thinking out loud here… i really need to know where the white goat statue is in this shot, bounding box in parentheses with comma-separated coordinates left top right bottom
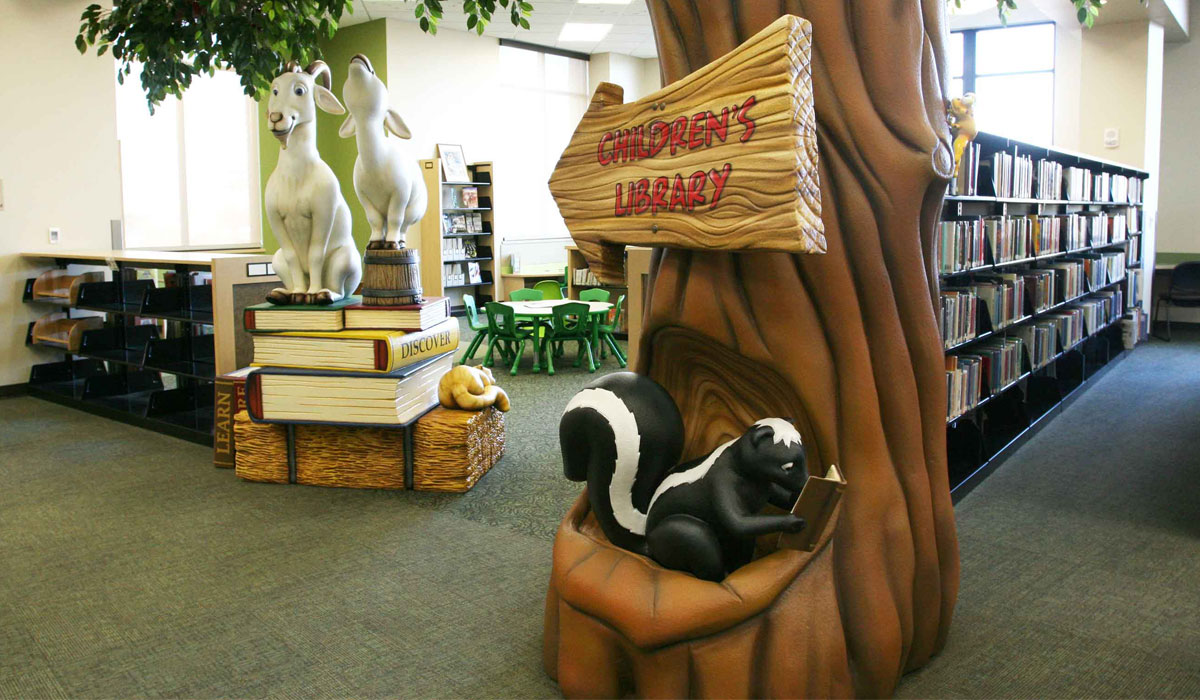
(339, 54, 428, 250)
(264, 60, 362, 305)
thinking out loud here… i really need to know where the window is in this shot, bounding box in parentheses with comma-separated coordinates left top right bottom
(115, 64, 260, 249)
(948, 23, 1055, 146)
(496, 45, 589, 241)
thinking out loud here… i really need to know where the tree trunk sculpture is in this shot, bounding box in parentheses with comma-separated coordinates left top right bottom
(543, 2, 959, 697)
(639, 1, 959, 695)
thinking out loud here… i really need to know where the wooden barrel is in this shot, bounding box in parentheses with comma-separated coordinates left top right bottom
(362, 247, 422, 306)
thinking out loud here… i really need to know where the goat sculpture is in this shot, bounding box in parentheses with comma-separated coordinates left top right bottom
(340, 54, 428, 250)
(264, 61, 362, 305)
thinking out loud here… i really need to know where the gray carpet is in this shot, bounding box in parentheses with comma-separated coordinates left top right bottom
(1, 325, 1198, 698)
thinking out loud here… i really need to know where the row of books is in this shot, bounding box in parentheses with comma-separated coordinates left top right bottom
(442, 237, 482, 261)
(1064, 168, 1144, 204)
(445, 262, 485, 287)
(441, 185, 481, 209)
(940, 289, 977, 349)
(1127, 236, 1142, 266)
(990, 151, 1034, 199)
(950, 141, 983, 196)
(940, 214, 1131, 274)
(1126, 268, 1144, 309)
(943, 291, 1126, 419)
(240, 295, 459, 428)
(442, 212, 486, 234)
(572, 267, 601, 287)
(1081, 251, 1126, 290)
(1035, 159, 1063, 200)
(245, 295, 451, 333)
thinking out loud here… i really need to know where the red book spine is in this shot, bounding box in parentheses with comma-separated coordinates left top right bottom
(244, 309, 256, 331)
(246, 372, 264, 419)
(374, 339, 388, 371)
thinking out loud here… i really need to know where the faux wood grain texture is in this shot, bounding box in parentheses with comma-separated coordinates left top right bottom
(549, 15, 823, 284)
(545, 2, 959, 697)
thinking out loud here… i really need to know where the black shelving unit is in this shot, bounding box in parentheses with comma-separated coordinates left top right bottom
(24, 259, 219, 445)
(942, 131, 1148, 502)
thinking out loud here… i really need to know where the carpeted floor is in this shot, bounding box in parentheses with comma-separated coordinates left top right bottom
(1, 325, 1198, 698)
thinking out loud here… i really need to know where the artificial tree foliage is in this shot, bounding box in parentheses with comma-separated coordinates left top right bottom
(75, 0, 532, 111)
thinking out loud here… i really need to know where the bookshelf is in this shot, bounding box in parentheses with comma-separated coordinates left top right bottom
(941, 132, 1149, 501)
(566, 245, 628, 335)
(417, 159, 499, 314)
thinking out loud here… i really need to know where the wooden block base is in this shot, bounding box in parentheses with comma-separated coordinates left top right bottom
(294, 423, 407, 489)
(233, 411, 288, 483)
(413, 406, 505, 492)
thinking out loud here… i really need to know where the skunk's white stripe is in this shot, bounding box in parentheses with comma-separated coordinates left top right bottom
(646, 438, 737, 515)
(754, 417, 802, 447)
(563, 388, 647, 535)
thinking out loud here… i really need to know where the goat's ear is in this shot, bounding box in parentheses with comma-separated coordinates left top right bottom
(338, 115, 356, 138)
(314, 84, 345, 115)
(385, 109, 412, 139)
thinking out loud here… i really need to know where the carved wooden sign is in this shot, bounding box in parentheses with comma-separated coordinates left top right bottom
(548, 14, 824, 283)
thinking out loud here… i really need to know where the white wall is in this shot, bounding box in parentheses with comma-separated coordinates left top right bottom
(1158, 31, 1200, 256)
(588, 52, 661, 102)
(0, 0, 123, 387)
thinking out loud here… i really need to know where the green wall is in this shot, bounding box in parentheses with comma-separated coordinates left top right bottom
(257, 19, 389, 253)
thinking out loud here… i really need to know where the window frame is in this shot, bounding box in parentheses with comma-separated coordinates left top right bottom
(950, 21, 1056, 144)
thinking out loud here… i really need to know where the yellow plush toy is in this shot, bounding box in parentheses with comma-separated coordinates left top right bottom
(948, 93, 977, 178)
(438, 365, 511, 412)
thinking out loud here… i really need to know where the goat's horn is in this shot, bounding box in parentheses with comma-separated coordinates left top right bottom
(285, 60, 302, 73)
(306, 60, 332, 90)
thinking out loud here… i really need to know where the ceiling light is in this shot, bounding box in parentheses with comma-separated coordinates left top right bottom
(558, 22, 613, 42)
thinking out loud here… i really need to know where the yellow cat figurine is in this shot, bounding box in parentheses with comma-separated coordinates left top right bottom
(438, 365, 511, 412)
(948, 93, 977, 178)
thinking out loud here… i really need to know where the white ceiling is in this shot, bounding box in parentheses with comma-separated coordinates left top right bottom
(346, 0, 659, 58)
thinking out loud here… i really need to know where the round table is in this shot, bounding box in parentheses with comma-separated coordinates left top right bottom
(500, 299, 613, 373)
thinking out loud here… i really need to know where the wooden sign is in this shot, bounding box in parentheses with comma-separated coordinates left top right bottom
(548, 14, 824, 283)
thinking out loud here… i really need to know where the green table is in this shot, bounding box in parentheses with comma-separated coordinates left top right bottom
(501, 299, 613, 373)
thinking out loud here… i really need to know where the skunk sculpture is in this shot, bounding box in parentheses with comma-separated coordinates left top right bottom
(560, 372, 808, 581)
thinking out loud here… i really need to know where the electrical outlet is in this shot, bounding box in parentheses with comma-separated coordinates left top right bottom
(48, 227, 61, 245)
(1103, 127, 1120, 149)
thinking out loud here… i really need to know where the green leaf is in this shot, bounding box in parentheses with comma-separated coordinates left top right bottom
(97, 44, 108, 56)
(75, 34, 86, 53)
(467, 14, 478, 28)
(420, 16, 430, 32)
(519, 17, 529, 29)
(519, 1, 532, 11)
(1078, 6, 1088, 22)
(415, 3, 424, 17)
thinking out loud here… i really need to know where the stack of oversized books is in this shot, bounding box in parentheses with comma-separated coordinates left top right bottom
(230, 295, 459, 489)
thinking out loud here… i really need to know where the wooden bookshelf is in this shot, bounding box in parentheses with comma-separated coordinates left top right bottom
(566, 245, 628, 334)
(416, 159, 499, 313)
(940, 132, 1149, 501)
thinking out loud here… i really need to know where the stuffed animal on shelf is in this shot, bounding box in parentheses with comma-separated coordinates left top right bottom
(438, 365, 511, 412)
(263, 61, 362, 306)
(340, 54, 428, 250)
(948, 93, 978, 179)
(559, 372, 809, 582)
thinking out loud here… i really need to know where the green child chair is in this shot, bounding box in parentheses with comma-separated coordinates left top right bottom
(459, 293, 491, 365)
(509, 288, 544, 301)
(543, 302, 595, 375)
(596, 294, 627, 367)
(484, 302, 535, 375)
(533, 279, 564, 300)
(579, 288, 611, 303)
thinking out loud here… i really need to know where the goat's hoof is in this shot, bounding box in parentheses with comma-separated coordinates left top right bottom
(290, 292, 311, 305)
(266, 289, 291, 305)
(311, 290, 334, 305)
(366, 240, 386, 250)
(383, 240, 400, 250)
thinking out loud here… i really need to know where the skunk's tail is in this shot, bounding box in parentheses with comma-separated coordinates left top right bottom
(560, 372, 684, 554)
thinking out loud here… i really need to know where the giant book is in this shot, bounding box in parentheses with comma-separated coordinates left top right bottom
(250, 318, 458, 373)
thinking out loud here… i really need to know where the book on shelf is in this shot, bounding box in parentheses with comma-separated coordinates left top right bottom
(213, 366, 255, 469)
(974, 336, 1025, 396)
(449, 214, 467, 233)
(1126, 268, 1144, 308)
(243, 295, 361, 332)
(1043, 260, 1085, 301)
(945, 353, 982, 421)
(1031, 215, 1061, 257)
(1065, 167, 1092, 202)
(246, 352, 454, 426)
(951, 141, 981, 196)
(938, 218, 986, 273)
(472, 213, 484, 232)
(573, 267, 601, 287)
(344, 297, 451, 331)
(970, 274, 1025, 329)
(1022, 268, 1057, 313)
(1013, 321, 1057, 369)
(468, 262, 483, 285)
(940, 288, 977, 349)
(778, 464, 846, 552)
(460, 187, 479, 208)
(1043, 307, 1084, 349)
(250, 318, 459, 373)
(1036, 159, 1063, 200)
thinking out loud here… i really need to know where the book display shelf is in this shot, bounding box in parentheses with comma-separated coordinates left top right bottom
(21, 251, 239, 445)
(566, 245, 628, 335)
(941, 132, 1148, 500)
(417, 159, 499, 314)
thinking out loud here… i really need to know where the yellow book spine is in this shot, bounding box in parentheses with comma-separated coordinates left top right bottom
(384, 319, 460, 372)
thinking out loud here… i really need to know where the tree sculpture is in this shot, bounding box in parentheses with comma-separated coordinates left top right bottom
(643, 1, 958, 694)
(544, 2, 959, 697)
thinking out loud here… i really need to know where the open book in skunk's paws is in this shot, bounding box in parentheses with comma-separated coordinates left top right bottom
(778, 464, 846, 552)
